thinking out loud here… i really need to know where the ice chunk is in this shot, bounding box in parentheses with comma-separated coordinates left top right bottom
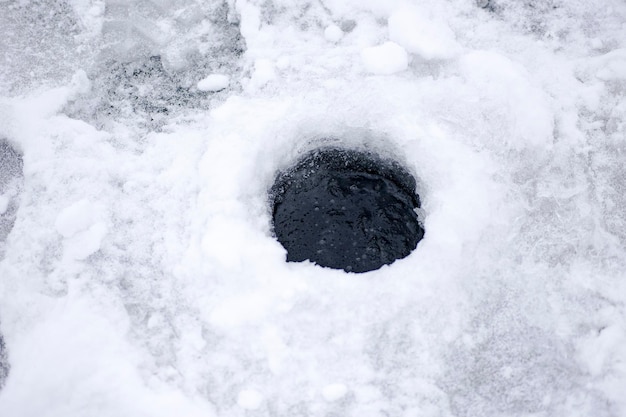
(361, 41, 408, 75)
(197, 74, 230, 92)
(322, 383, 348, 402)
(324, 24, 343, 43)
(388, 6, 461, 60)
(237, 389, 264, 410)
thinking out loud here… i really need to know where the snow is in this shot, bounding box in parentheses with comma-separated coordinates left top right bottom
(591, 49, 626, 81)
(55, 200, 97, 238)
(322, 383, 348, 402)
(361, 41, 409, 75)
(197, 74, 230, 92)
(250, 59, 277, 88)
(1, 0, 626, 416)
(237, 389, 264, 410)
(324, 24, 344, 43)
(62, 222, 108, 261)
(388, 5, 461, 60)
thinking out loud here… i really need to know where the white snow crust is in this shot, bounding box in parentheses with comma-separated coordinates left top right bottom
(1, 0, 626, 416)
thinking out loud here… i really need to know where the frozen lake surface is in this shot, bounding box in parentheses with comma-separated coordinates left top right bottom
(1, 0, 625, 416)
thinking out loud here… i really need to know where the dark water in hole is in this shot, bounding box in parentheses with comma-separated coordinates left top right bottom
(271, 148, 424, 273)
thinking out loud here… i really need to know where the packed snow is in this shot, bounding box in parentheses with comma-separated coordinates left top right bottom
(0, 0, 625, 416)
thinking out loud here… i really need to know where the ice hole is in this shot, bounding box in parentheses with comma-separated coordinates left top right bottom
(270, 147, 424, 273)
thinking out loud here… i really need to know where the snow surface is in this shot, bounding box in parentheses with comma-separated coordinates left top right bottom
(1, 0, 626, 416)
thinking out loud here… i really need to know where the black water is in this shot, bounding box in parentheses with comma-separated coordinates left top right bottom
(271, 148, 424, 273)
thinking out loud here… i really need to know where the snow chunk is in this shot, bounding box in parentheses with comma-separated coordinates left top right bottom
(0, 194, 8, 215)
(55, 199, 95, 238)
(324, 24, 343, 43)
(361, 42, 408, 75)
(197, 74, 230, 92)
(388, 6, 461, 60)
(237, 389, 264, 410)
(322, 383, 348, 402)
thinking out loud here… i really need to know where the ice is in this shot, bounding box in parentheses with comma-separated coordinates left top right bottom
(0, 196, 8, 216)
(197, 74, 230, 92)
(361, 41, 408, 75)
(0, 0, 626, 416)
(0, 140, 23, 258)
